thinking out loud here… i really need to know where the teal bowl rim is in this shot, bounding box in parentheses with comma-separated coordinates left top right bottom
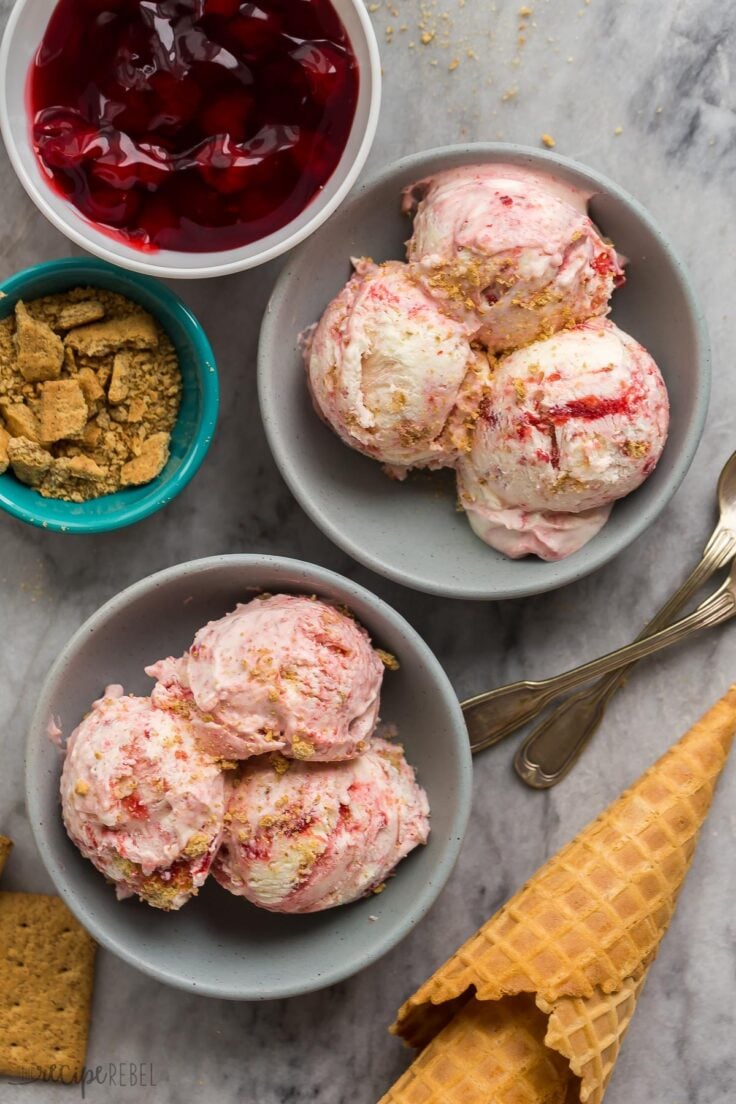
(0, 257, 219, 533)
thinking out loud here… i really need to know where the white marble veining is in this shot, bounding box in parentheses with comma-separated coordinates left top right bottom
(1, 0, 736, 1100)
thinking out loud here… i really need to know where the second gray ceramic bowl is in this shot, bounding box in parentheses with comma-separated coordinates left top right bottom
(26, 556, 471, 1000)
(258, 144, 710, 600)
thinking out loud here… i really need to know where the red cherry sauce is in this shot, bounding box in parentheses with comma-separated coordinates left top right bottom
(29, 0, 359, 252)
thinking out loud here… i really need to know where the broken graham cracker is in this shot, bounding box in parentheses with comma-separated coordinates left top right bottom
(1, 401, 41, 442)
(13, 301, 63, 383)
(64, 313, 158, 357)
(0, 287, 182, 502)
(0, 892, 96, 1083)
(120, 431, 170, 486)
(56, 300, 105, 331)
(7, 437, 52, 486)
(39, 379, 88, 442)
(0, 425, 9, 474)
(108, 351, 131, 405)
(0, 836, 11, 878)
(76, 365, 105, 405)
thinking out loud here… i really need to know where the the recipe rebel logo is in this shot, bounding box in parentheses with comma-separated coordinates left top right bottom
(8, 1062, 158, 1095)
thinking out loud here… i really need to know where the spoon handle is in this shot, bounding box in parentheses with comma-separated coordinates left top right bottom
(515, 526, 736, 785)
(465, 578, 736, 754)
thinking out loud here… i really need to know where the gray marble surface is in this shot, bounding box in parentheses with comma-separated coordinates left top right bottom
(1, 0, 735, 1100)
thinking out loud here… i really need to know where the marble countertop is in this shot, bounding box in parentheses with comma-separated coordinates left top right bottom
(1, 1, 735, 1100)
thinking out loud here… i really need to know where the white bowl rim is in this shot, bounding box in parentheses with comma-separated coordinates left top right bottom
(0, 0, 382, 279)
(258, 142, 711, 600)
(25, 553, 473, 1000)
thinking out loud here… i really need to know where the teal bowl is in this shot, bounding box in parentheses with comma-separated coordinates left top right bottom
(0, 257, 218, 532)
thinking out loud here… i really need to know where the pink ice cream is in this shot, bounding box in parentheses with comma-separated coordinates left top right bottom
(303, 258, 490, 474)
(147, 595, 386, 762)
(456, 318, 669, 561)
(60, 685, 228, 910)
(404, 164, 624, 353)
(213, 738, 429, 913)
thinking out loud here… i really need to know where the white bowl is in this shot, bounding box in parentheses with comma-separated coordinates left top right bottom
(0, 0, 381, 279)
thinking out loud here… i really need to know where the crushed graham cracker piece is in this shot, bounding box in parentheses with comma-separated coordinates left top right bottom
(82, 421, 103, 448)
(108, 351, 131, 404)
(376, 648, 400, 671)
(7, 437, 52, 486)
(0, 424, 9, 474)
(54, 455, 106, 483)
(56, 300, 106, 330)
(76, 366, 104, 405)
(13, 302, 63, 383)
(65, 314, 158, 356)
(39, 379, 88, 442)
(541, 133, 556, 148)
(290, 735, 315, 760)
(1, 401, 41, 441)
(120, 430, 170, 486)
(183, 832, 209, 859)
(127, 396, 146, 423)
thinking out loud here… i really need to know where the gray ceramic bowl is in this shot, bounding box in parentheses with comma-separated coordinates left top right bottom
(26, 556, 471, 1000)
(258, 144, 710, 599)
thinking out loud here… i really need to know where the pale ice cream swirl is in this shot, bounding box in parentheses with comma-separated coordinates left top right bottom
(456, 318, 669, 560)
(303, 258, 491, 474)
(60, 685, 228, 910)
(213, 738, 430, 913)
(404, 164, 624, 353)
(147, 594, 386, 762)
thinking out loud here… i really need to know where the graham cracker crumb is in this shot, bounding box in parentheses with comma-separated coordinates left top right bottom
(376, 649, 401, 672)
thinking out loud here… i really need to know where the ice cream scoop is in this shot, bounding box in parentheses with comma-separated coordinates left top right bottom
(213, 738, 430, 912)
(456, 318, 669, 560)
(404, 164, 624, 353)
(147, 594, 386, 762)
(303, 258, 490, 474)
(60, 685, 228, 910)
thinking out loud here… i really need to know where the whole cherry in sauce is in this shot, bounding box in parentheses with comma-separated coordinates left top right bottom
(29, 0, 360, 253)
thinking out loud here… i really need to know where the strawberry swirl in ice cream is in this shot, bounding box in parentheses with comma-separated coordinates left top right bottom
(60, 685, 228, 910)
(403, 164, 624, 353)
(213, 739, 430, 913)
(456, 318, 669, 560)
(304, 259, 490, 474)
(147, 595, 386, 762)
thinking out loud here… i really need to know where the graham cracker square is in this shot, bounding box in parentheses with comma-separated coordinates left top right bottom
(0, 892, 96, 1083)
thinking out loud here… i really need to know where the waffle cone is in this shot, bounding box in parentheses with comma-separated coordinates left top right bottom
(381, 995, 571, 1104)
(384, 686, 736, 1104)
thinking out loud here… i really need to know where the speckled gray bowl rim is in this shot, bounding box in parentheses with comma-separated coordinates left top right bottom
(258, 142, 711, 600)
(25, 554, 472, 1000)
